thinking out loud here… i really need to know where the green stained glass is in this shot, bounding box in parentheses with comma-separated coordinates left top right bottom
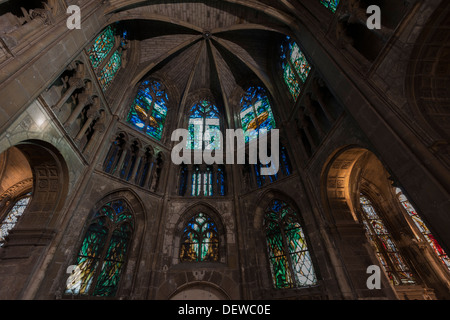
(98, 50, 122, 91)
(88, 25, 115, 69)
(264, 200, 317, 288)
(65, 200, 134, 297)
(280, 37, 311, 100)
(290, 42, 311, 82)
(283, 63, 301, 99)
(320, 0, 340, 13)
(180, 213, 219, 262)
(360, 194, 416, 285)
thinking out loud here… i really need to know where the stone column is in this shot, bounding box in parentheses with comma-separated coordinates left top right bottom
(130, 149, 144, 184)
(74, 107, 98, 142)
(52, 63, 86, 113)
(83, 110, 106, 156)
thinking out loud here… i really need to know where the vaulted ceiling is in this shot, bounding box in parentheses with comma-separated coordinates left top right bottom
(105, 0, 297, 124)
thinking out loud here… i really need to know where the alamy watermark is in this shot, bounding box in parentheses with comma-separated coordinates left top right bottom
(171, 128, 280, 176)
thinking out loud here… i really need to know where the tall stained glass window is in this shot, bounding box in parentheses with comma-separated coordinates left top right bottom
(186, 100, 221, 150)
(217, 165, 226, 196)
(240, 86, 276, 143)
(126, 80, 169, 141)
(65, 200, 134, 297)
(191, 166, 202, 197)
(87, 24, 127, 91)
(180, 213, 219, 262)
(98, 50, 122, 91)
(264, 200, 317, 288)
(395, 188, 450, 271)
(280, 37, 311, 100)
(87, 25, 115, 69)
(359, 194, 416, 285)
(0, 192, 32, 246)
(320, 0, 340, 13)
(203, 166, 213, 196)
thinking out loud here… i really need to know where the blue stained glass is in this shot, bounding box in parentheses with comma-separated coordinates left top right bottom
(217, 166, 226, 196)
(240, 86, 276, 143)
(320, 0, 340, 13)
(126, 80, 169, 141)
(180, 213, 219, 262)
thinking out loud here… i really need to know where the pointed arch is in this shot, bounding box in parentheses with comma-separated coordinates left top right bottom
(126, 79, 169, 141)
(175, 202, 227, 264)
(64, 189, 146, 298)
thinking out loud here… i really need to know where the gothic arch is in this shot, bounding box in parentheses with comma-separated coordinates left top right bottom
(321, 145, 450, 299)
(65, 188, 147, 298)
(174, 202, 227, 264)
(0, 139, 69, 299)
(168, 282, 231, 300)
(249, 189, 320, 292)
(406, 1, 450, 167)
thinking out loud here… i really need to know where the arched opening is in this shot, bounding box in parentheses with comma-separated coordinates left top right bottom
(322, 146, 450, 299)
(169, 283, 230, 300)
(0, 140, 69, 299)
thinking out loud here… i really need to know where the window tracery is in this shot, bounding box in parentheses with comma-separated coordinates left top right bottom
(395, 188, 450, 271)
(0, 192, 32, 246)
(280, 37, 311, 100)
(186, 100, 221, 150)
(180, 212, 219, 262)
(126, 80, 168, 141)
(87, 24, 127, 91)
(264, 200, 317, 289)
(359, 194, 416, 285)
(65, 200, 134, 297)
(240, 86, 276, 143)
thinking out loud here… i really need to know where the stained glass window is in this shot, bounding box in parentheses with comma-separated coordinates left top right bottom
(359, 194, 416, 285)
(180, 213, 219, 262)
(240, 86, 276, 143)
(203, 166, 213, 196)
(186, 100, 221, 150)
(87, 25, 115, 69)
(87, 24, 126, 91)
(280, 37, 311, 100)
(395, 188, 450, 271)
(191, 166, 201, 197)
(98, 50, 122, 91)
(126, 80, 169, 141)
(265, 200, 317, 288)
(217, 165, 226, 196)
(320, 0, 340, 13)
(0, 193, 32, 246)
(65, 200, 134, 297)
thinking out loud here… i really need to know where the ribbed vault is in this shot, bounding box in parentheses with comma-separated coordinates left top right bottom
(104, 0, 297, 127)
